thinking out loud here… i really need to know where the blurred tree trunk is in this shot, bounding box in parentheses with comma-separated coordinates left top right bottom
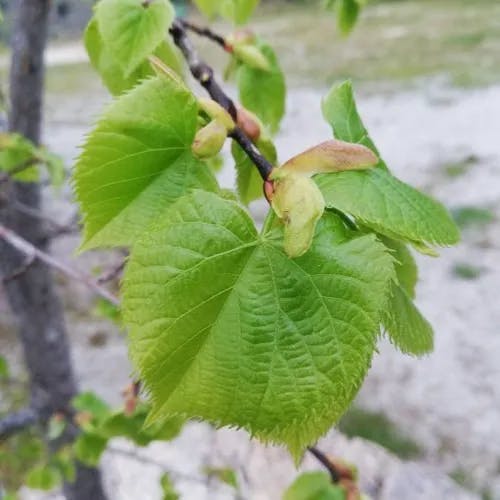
(0, 1, 108, 499)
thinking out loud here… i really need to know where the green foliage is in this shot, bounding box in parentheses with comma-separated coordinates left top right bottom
(236, 40, 286, 134)
(283, 471, 346, 500)
(74, 76, 218, 249)
(0, 133, 64, 186)
(338, 407, 422, 459)
(25, 465, 61, 491)
(0, 355, 9, 379)
(123, 190, 394, 456)
(72, 0, 459, 469)
(73, 433, 108, 467)
(203, 466, 239, 489)
(452, 262, 483, 280)
(326, 0, 363, 36)
(95, 0, 175, 77)
(450, 206, 495, 230)
(85, 17, 183, 96)
(193, 0, 259, 24)
(160, 472, 180, 500)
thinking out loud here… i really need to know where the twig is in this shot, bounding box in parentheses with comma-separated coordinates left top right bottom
(12, 201, 79, 237)
(0, 157, 39, 184)
(179, 19, 227, 49)
(169, 20, 274, 181)
(0, 223, 120, 306)
(307, 446, 340, 483)
(0, 407, 38, 440)
(97, 259, 126, 284)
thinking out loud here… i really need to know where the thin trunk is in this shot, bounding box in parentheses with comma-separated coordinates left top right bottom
(0, 1, 107, 499)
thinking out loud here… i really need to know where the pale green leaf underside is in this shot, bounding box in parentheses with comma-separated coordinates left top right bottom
(74, 77, 218, 250)
(95, 0, 174, 77)
(123, 191, 395, 454)
(237, 41, 285, 134)
(316, 168, 459, 247)
(383, 284, 433, 356)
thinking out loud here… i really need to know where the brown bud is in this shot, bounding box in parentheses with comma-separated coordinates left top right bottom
(237, 107, 261, 142)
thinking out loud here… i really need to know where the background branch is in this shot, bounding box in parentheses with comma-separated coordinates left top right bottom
(0, 223, 120, 306)
(0, 407, 38, 440)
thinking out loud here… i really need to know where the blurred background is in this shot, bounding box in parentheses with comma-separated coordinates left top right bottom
(1, 0, 499, 499)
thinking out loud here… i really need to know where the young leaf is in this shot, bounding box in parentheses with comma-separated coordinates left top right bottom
(85, 17, 183, 96)
(383, 284, 434, 356)
(222, 0, 260, 24)
(237, 40, 285, 134)
(74, 76, 218, 250)
(381, 236, 417, 299)
(123, 191, 394, 456)
(283, 471, 346, 500)
(25, 466, 61, 491)
(0, 355, 9, 379)
(72, 392, 111, 423)
(203, 467, 239, 489)
(279, 140, 377, 176)
(322, 81, 388, 171)
(335, 0, 361, 35)
(73, 433, 108, 466)
(315, 168, 460, 247)
(95, 0, 175, 77)
(0, 133, 39, 182)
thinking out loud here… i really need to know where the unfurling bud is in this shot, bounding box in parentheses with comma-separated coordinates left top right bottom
(192, 120, 228, 159)
(280, 140, 378, 176)
(232, 43, 271, 72)
(197, 97, 235, 132)
(236, 106, 261, 142)
(270, 173, 325, 258)
(226, 29, 257, 48)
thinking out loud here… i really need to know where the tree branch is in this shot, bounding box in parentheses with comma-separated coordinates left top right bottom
(169, 20, 274, 181)
(0, 407, 38, 440)
(307, 446, 340, 483)
(0, 223, 120, 306)
(178, 19, 227, 49)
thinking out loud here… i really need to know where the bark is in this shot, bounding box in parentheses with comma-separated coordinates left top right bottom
(0, 1, 107, 499)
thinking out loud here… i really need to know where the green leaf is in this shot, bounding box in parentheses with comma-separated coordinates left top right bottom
(72, 392, 110, 423)
(123, 191, 394, 455)
(85, 17, 183, 96)
(203, 467, 239, 489)
(73, 433, 108, 466)
(237, 40, 285, 134)
(382, 284, 434, 356)
(380, 236, 417, 299)
(0, 133, 39, 182)
(335, 0, 361, 35)
(233, 137, 277, 204)
(25, 466, 61, 491)
(160, 472, 179, 500)
(283, 471, 346, 500)
(95, 0, 174, 77)
(74, 76, 218, 250)
(321, 81, 387, 171)
(316, 168, 459, 247)
(99, 405, 183, 445)
(221, 0, 260, 24)
(193, 0, 259, 23)
(0, 355, 9, 378)
(52, 449, 77, 483)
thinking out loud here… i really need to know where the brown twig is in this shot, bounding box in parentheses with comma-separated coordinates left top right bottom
(307, 446, 340, 483)
(179, 19, 227, 49)
(0, 223, 120, 306)
(169, 20, 274, 181)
